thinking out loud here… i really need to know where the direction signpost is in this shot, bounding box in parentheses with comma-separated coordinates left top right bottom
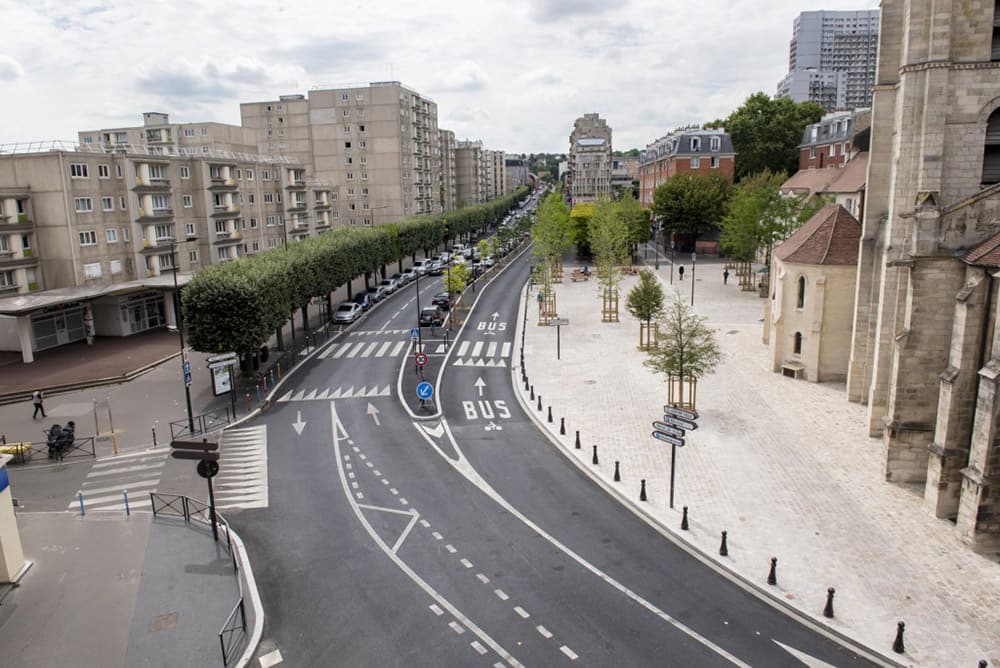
(651, 404, 700, 509)
(548, 318, 569, 360)
(170, 436, 221, 541)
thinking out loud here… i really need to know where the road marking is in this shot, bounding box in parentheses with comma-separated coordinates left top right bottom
(449, 621, 465, 635)
(514, 606, 529, 619)
(94, 448, 164, 463)
(362, 342, 379, 357)
(355, 492, 364, 500)
(501, 342, 511, 358)
(412, 418, 751, 668)
(366, 461, 374, 468)
(358, 453, 366, 459)
(351, 482, 359, 489)
(445, 544, 457, 553)
(486, 341, 497, 357)
(471, 341, 483, 357)
(560, 646, 578, 660)
(476, 573, 490, 584)
(456, 341, 470, 357)
(390, 488, 399, 495)
(375, 341, 392, 357)
(318, 343, 338, 359)
(429, 604, 444, 616)
(330, 402, 522, 668)
(536, 625, 552, 639)
(347, 472, 355, 479)
(86, 462, 163, 477)
(381, 479, 389, 485)
(494, 589, 509, 601)
(399, 498, 408, 505)
(419, 519, 431, 528)
(390, 341, 406, 357)
(374, 470, 382, 476)
(347, 342, 367, 358)
(259, 648, 284, 667)
(772, 640, 839, 667)
(333, 344, 352, 359)
(470, 641, 488, 655)
(460, 558, 473, 569)
(76, 477, 159, 496)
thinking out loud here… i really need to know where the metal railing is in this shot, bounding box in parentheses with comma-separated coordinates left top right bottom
(1, 435, 96, 466)
(169, 409, 232, 440)
(219, 599, 247, 666)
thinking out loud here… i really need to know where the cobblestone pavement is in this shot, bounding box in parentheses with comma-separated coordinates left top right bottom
(516, 253, 1000, 668)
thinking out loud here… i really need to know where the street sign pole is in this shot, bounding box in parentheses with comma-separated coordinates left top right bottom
(557, 322, 561, 360)
(691, 252, 697, 306)
(207, 474, 218, 542)
(670, 443, 677, 509)
(228, 364, 237, 419)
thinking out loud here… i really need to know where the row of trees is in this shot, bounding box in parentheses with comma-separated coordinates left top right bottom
(183, 187, 531, 356)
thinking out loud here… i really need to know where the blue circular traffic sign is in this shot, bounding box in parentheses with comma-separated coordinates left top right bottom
(416, 381, 434, 400)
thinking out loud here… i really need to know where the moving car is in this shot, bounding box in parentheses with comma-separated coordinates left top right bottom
(352, 292, 374, 311)
(332, 301, 363, 324)
(418, 306, 445, 327)
(379, 277, 399, 294)
(431, 292, 452, 310)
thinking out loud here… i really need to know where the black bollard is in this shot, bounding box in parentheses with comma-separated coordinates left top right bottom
(537, 395, 542, 411)
(719, 530, 728, 557)
(524, 378, 529, 391)
(559, 417, 565, 435)
(614, 461, 621, 481)
(547, 406, 553, 423)
(892, 621, 905, 654)
(681, 506, 689, 530)
(592, 445, 599, 465)
(640, 479, 647, 501)
(530, 385, 535, 401)
(978, 661, 987, 668)
(575, 430, 581, 449)
(152, 426, 157, 447)
(823, 587, 835, 618)
(767, 557, 777, 585)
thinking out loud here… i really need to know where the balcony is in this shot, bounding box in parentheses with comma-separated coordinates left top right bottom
(133, 176, 171, 192)
(210, 204, 240, 218)
(208, 176, 238, 190)
(136, 208, 174, 222)
(2, 213, 34, 232)
(313, 199, 331, 210)
(285, 180, 307, 191)
(287, 199, 307, 211)
(213, 231, 243, 246)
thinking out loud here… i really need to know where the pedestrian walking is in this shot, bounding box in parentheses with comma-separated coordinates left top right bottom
(31, 389, 46, 419)
(678, 265, 685, 281)
(723, 269, 730, 285)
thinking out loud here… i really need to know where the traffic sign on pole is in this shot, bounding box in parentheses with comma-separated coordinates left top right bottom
(652, 431, 685, 447)
(171, 449, 221, 462)
(415, 352, 428, 367)
(663, 405, 699, 421)
(652, 421, 685, 437)
(662, 415, 698, 431)
(197, 459, 220, 478)
(170, 437, 220, 451)
(207, 352, 239, 364)
(416, 381, 434, 400)
(410, 327, 420, 341)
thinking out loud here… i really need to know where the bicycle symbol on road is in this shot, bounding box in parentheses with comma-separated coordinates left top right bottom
(484, 421, 503, 432)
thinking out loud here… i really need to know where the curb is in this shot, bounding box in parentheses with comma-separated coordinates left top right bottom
(227, 522, 264, 668)
(511, 278, 908, 668)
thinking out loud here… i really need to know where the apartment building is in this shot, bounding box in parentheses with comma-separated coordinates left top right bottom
(455, 140, 487, 207)
(486, 149, 506, 200)
(241, 81, 443, 227)
(776, 9, 880, 111)
(798, 109, 870, 170)
(567, 113, 612, 204)
(439, 129, 457, 212)
(0, 139, 329, 362)
(638, 128, 736, 206)
(505, 157, 529, 193)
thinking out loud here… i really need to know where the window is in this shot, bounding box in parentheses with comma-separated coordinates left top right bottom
(0, 270, 13, 287)
(266, 215, 276, 226)
(155, 224, 173, 239)
(262, 170, 271, 181)
(343, 109, 350, 117)
(98, 164, 110, 179)
(185, 222, 196, 237)
(238, 194, 244, 205)
(252, 241, 260, 252)
(110, 259, 122, 275)
(793, 332, 803, 355)
(360, 156, 367, 165)
(362, 203, 370, 211)
(120, 196, 127, 210)
(249, 217, 258, 228)
(180, 166, 190, 179)
(202, 146, 210, 154)
(116, 164, 123, 178)
(690, 158, 700, 169)
(346, 157, 353, 165)
(99, 196, 112, 212)
(248, 194, 255, 205)
(797, 276, 806, 308)
(345, 141, 352, 148)
(341, 93, 349, 102)
(710, 157, 719, 169)
(246, 169, 254, 180)
(809, 147, 816, 159)
(347, 187, 355, 197)
(189, 250, 198, 262)
(83, 262, 102, 279)
(361, 187, 369, 196)
(182, 194, 193, 208)
(349, 203, 356, 211)
(70, 163, 89, 178)
(151, 194, 170, 211)
(829, 144, 835, 157)
(690, 137, 700, 152)
(235, 169, 242, 179)
(157, 254, 175, 270)
(710, 136, 720, 152)
(184, 128, 194, 137)
(268, 238, 279, 249)
(106, 228, 118, 243)
(215, 220, 228, 235)
(346, 172, 354, 181)
(75, 197, 94, 213)
(359, 140, 366, 149)
(264, 193, 274, 203)
(982, 108, 1000, 185)
(122, 227, 130, 242)
(360, 172, 368, 180)
(200, 127, 208, 136)
(357, 108, 365, 117)
(344, 125, 351, 133)
(275, 193, 282, 203)
(359, 124, 365, 132)
(993, 2, 1000, 61)
(79, 230, 97, 246)
(218, 246, 232, 260)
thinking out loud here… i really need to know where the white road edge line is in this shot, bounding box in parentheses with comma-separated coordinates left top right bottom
(330, 401, 523, 668)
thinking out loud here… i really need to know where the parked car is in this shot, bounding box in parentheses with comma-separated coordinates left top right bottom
(401, 268, 418, 283)
(418, 306, 445, 327)
(431, 292, 452, 310)
(482, 255, 495, 268)
(412, 259, 431, 275)
(367, 285, 387, 303)
(352, 292, 374, 311)
(391, 272, 409, 287)
(332, 301, 363, 324)
(379, 278, 399, 294)
(427, 260, 444, 276)
(450, 243, 467, 256)
(438, 252, 452, 265)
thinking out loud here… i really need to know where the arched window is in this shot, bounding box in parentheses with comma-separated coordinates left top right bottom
(796, 276, 806, 308)
(984, 108, 1000, 185)
(793, 332, 803, 355)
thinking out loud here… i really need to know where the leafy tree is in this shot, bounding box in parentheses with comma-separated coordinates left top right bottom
(651, 173, 731, 238)
(569, 203, 594, 255)
(723, 92, 825, 181)
(616, 190, 651, 255)
(644, 294, 722, 408)
(626, 269, 665, 349)
(444, 260, 471, 295)
(477, 238, 490, 261)
(588, 198, 630, 297)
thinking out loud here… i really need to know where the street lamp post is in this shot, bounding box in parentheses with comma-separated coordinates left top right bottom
(414, 268, 422, 352)
(691, 252, 696, 306)
(169, 240, 196, 435)
(670, 240, 675, 284)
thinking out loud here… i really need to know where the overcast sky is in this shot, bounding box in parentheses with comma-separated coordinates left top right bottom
(0, 0, 880, 154)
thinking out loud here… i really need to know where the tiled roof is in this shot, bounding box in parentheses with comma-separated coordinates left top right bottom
(774, 203, 861, 265)
(779, 167, 843, 196)
(825, 153, 869, 193)
(963, 232, 1000, 267)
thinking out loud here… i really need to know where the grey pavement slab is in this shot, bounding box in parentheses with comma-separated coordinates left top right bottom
(0, 513, 150, 668)
(516, 248, 1000, 667)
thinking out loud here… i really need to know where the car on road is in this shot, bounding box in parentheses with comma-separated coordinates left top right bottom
(412, 259, 431, 275)
(351, 292, 374, 311)
(418, 306, 445, 327)
(378, 278, 399, 294)
(431, 292, 452, 310)
(482, 255, 495, 268)
(332, 301, 363, 324)
(391, 272, 409, 287)
(401, 268, 418, 283)
(438, 252, 452, 265)
(427, 260, 443, 276)
(367, 285, 387, 303)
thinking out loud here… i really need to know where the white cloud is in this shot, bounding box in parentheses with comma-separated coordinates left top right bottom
(433, 60, 489, 93)
(0, 55, 24, 80)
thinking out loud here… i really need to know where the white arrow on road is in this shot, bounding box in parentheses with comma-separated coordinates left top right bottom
(474, 377, 486, 397)
(772, 640, 838, 667)
(367, 402, 381, 426)
(292, 411, 306, 435)
(491, 312, 499, 321)
(420, 422, 445, 439)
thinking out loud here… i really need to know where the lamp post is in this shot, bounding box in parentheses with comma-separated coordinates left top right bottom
(690, 252, 696, 306)
(414, 268, 422, 352)
(168, 239, 197, 435)
(670, 239, 675, 284)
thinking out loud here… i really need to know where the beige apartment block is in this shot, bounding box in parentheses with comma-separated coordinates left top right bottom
(455, 140, 487, 207)
(439, 129, 457, 212)
(568, 113, 612, 204)
(242, 81, 443, 227)
(846, 0, 1000, 549)
(486, 149, 506, 200)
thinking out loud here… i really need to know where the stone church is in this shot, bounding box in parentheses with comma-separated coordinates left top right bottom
(847, 0, 1000, 550)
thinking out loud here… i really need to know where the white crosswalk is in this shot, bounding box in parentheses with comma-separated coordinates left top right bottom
(318, 340, 408, 360)
(215, 425, 268, 510)
(451, 340, 512, 367)
(277, 385, 392, 402)
(347, 329, 411, 336)
(70, 448, 168, 512)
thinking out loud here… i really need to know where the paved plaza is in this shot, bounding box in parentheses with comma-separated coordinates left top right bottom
(516, 253, 1000, 667)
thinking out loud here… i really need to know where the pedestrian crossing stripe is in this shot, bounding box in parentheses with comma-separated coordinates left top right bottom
(215, 425, 268, 510)
(69, 449, 168, 511)
(318, 340, 408, 360)
(348, 329, 410, 336)
(277, 385, 392, 402)
(453, 341, 512, 359)
(452, 358, 508, 367)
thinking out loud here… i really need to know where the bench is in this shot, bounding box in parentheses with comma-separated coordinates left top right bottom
(570, 270, 590, 282)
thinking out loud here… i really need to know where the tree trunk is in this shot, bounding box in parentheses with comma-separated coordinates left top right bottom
(301, 305, 309, 333)
(276, 326, 284, 351)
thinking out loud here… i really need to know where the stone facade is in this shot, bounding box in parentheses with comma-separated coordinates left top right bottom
(847, 0, 1000, 550)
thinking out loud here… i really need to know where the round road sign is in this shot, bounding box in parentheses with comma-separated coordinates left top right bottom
(416, 381, 434, 400)
(415, 352, 428, 367)
(197, 459, 220, 479)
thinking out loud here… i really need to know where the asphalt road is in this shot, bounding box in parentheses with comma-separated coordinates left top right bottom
(228, 244, 881, 667)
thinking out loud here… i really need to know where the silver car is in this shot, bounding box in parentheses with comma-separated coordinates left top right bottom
(332, 301, 363, 324)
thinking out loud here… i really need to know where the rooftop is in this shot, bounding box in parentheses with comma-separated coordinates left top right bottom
(774, 203, 861, 265)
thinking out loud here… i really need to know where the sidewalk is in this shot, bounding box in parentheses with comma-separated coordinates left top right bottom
(516, 251, 1000, 667)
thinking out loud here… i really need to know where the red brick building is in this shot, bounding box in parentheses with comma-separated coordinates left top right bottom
(638, 128, 736, 207)
(797, 109, 870, 171)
